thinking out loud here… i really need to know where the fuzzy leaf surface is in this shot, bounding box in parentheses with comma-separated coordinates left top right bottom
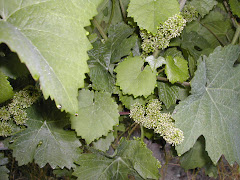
(70, 89, 119, 144)
(0, 0, 102, 114)
(115, 56, 156, 98)
(0, 70, 13, 103)
(10, 104, 81, 169)
(174, 45, 240, 165)
(127, 0, 179, 34)
(73, 139, 160, 180)
(165, 56, 189, 84)
(189, 0, 217, 17)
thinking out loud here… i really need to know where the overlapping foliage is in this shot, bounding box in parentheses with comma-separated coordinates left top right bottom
(0, 0, 240, 179)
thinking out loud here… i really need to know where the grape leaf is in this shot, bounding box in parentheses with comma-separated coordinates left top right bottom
(0, 153, 9, 180)
(88, 23, 137, 93)
(165, 56, 189, 84)
(180, 136, 213, 170)
(70, 89, 119, 144)
(229, 0, 240, 17)
(127, 0, 180, 34)
(173, 45, 240, 165)
(157, 82, 182, 109)
(73, 139, 160, 180)
(115, 56, 156, 98)
(189, 0, 217, 17)
(0, 70, 13, 103)
(146, 55, 166, 71)
(0, 0, 102, 114)
(10, 103, 81, 169)
(92, 132, 114, 152)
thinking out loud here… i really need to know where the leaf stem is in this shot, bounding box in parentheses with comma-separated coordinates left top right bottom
(153, 49, 161, 58)
(157, 76, 190, 86)
(179, 0, 187, 11)
(232, 22, 240, 45)
(119, 0, 127, 20)
(107, 0, 116, 30)
(140, 125, 144, 142)
(92, 18, 108, 41)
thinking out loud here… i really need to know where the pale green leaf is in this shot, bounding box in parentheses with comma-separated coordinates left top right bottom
(157, 82, 182, 109)
(229, 0, 240, 17)
(73, 139, 160, 180)
(127, 0, 180, 34)
(70, 89, 119, 144)
(146, 55, 166, 71)
(180, 136, 212, 170)
(0, 0, 103, 114)
(174, 45, 240, 165)
(10, 103, 81, 169)
(165, 56, 189, 83)
(0, 70, 13, 103)
(92, 132, 114, 152)
(115, 56, 156, 98)
(189, 0, 217, 17)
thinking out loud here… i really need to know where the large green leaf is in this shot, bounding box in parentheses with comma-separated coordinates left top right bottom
(0, 70, 13, 103)
(10, 103, 81, 169)
(127, 0, 180, 34)
(70, 89, 119, 144)
(115, 56, 156, 98)
(173, 45, 240, 165)
(189, 0, 217, 17)
(88, 23, 137, 93)
(229, 0, 240, 17)
(92, 132, 114, 152)
(73, 139, 160, 180)
(0, 0, 102, 114)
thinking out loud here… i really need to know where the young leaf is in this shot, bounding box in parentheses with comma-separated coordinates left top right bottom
(146, 55, 166, 71)
(127, 0, 180, 34)
(164, 56, 189, 84)
(0, 0, 102, 114)
(70, 89, 119, 144)
(115, 56, 156, 98)
(10, 103, 81, 169)
(0, 70, 13, 103)
(173, 45, 240, 165)
(189, 0, 218, 17)
(73, 139, 160, 180)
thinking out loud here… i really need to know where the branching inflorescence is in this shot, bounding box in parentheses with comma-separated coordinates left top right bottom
(0, 87, 40, 136)
(140, 7, 198, 54)
(130, 99, 184, 146)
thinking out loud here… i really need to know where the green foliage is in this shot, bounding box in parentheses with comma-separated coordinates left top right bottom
(128, 0, 180, 34)
(0, 153, 9, 180)
(0, 0, 102, 114)
(0, 70, 13, 103)
(189, 0, 218, 17)
(229, 0, 240, 17)
(115, 56, 156, 98)
(10, 102, 81, 169)
(130, 99, 184, 145)
(73, 138, 160, 180)
(70, 89, 119, 144)
(174, 45, 240, 165)
(92, 132, 114, 152)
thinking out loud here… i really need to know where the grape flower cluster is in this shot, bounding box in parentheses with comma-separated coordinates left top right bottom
(141, 6, 198, 54)
(0, 87, 40, 136)
(130, 99, 184, 146)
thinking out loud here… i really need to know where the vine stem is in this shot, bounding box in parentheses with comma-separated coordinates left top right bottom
(119, 0, 126, 20)
(140, 125, 144, 142)
(179, 0, 187, 11)
(92, 18, 108, 41)
(232, 22, 240, 45)
(157, 76, 190, 86)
